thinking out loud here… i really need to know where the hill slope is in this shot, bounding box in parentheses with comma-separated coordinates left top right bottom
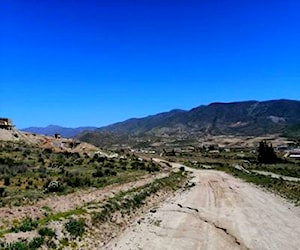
(97, 99, 300, 137)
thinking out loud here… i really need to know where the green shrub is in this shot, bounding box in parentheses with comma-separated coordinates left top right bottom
(11, 217, 38, 233)
(28, 237, 44, 249)
(64, 218, 85, 238)
(4, 176, 10, 186)
(5, 241, 29, 250)
(64, 176, 91, 188)
(111, 170, 117, 176)
(104, 168, 111, 176)
(92, 170, 104, 178)
(0, 187, 6, 197)
(38, 227, 55, 238)
(147, 163, 160, 172)
(4, 237, 44, 250)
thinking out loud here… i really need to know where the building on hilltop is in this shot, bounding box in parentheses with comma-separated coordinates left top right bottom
(0, 118, 13, 130)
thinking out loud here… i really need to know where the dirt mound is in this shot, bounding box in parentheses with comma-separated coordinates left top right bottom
(0, 128, 99, 153)
(0, 128, 16, 141)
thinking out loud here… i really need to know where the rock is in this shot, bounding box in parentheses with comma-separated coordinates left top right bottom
(150, 208, 157, 213)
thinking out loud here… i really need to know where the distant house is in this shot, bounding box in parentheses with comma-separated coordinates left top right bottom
(0, 118, 13, 130)
(289, 149, 300, 159)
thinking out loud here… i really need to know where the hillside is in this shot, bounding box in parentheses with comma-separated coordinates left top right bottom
(96, 99, 300, 138)
(22, 125, 97, 138)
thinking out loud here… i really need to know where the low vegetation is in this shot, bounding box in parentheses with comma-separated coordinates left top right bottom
(0, 140, 166, 248)
(64, 218, 85, 238)
(11, 217, 38, 233)
(0, 141, 161, 207)
(38, 227, 56, 237)
(250, 163, 300, 178)
(92, 170, 189, 224)
(1, 236, 44, 250)
(0, 170, 188, 249)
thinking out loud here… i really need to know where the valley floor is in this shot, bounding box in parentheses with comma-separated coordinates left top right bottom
(104, 168, 300, 250)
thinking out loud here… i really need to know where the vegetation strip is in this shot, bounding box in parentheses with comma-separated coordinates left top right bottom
(92, 170, 189, 224)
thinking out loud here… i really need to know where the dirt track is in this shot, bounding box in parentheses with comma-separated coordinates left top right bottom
(104, 169, 300, 250)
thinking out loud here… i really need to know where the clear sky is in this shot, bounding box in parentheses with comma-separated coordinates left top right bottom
(1, 0, 299, 128)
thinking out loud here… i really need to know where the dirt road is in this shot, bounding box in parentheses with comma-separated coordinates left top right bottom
(104, 169, 300, 250)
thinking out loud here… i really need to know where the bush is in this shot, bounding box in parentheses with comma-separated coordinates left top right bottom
(92, 170, 104, 178)
(5, 241, 28, 250)
(104, 168, 117, 176)
(11, 217, 38, 233)
(5, 237, 44, 250)
(38, 227, 55, 238)
(0, 187, 6, 197)
(64, 218, 85, 238)
(4, 176, 10, 186)
(146, 163, 160, 172)
(64, 176, 91, 188)
(38, 166, 47, 174)
(131, 161, 146, 170)
(111, 170, 117, 176)
(28, 237, 44, 249)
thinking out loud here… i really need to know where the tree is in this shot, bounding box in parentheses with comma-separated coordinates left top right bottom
(257, 140, 277, 164)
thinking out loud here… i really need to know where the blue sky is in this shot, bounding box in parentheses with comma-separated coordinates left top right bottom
(1, 0, 299, 128)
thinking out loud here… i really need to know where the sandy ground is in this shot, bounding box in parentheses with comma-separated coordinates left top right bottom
(104, 168, 300, 250)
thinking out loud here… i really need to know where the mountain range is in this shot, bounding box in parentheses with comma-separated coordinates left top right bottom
(23, 100, 300, 143)
(97, 99, 300, 137)
(22, 125, 97, 138)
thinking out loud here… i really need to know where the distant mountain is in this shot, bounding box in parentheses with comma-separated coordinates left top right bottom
(22, 125, 97, 138)
(95, 99, 300, 138)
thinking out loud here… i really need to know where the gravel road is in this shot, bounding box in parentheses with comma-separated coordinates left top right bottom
(104, 169, 300, 250)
